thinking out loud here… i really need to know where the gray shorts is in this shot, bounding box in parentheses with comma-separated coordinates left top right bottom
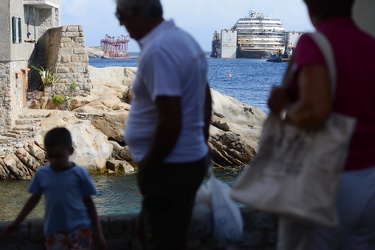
(278, 166, 375, 250)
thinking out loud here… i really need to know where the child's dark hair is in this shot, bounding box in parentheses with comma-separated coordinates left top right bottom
(44, 127, 73, 149)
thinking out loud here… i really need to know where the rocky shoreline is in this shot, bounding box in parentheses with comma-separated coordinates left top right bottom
(86, 46, 105, 58)
(0, 66, 266, 180)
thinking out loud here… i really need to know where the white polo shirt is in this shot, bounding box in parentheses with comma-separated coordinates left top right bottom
(124, 19, 208, 163)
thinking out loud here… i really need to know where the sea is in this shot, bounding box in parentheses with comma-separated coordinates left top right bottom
(0, 53, 288, 222)
(89, 52, 288, 114)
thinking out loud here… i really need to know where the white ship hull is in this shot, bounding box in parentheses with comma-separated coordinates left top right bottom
(211, 10, 287, 59)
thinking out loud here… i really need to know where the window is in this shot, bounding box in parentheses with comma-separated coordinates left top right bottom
(12, 16, 22, 44)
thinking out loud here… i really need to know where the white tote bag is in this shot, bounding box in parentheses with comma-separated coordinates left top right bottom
(230, 32, 357, 227)
(190, 183, 213, 237)
(191, 164, 243, 245)
(208, 169, 243, 245)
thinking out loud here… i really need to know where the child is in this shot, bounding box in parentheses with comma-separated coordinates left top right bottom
(5, 127, 107, 250)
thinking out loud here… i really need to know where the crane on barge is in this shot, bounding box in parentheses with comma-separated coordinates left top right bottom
(100, 34, 129, 58)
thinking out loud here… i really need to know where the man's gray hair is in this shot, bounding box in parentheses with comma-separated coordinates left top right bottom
(117, 0, 163, 17)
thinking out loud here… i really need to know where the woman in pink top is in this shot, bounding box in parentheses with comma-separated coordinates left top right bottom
(268, 0, 375, 249)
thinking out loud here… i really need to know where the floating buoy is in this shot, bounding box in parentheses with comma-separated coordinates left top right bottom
(228, 73, 232, 77)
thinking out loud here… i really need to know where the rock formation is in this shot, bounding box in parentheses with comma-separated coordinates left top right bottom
(0, 66, 266, 179)
(209, 90, 265, 168)
(86, 46, 105, 58)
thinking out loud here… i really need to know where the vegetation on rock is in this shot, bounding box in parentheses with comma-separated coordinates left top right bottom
(52, 95, 66, 105)
(70, 81, 78, 90)
(31, 65, 61, 89)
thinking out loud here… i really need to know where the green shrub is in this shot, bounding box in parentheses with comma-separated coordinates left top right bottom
(70, 81, 78, 90)
(31, 65, 60, 87)
(52, 95, 66, 105)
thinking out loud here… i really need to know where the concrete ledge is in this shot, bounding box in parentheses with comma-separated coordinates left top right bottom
(0, 208, 277, 250)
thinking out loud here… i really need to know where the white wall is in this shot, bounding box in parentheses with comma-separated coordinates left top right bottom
(0, 0, 11, 61)
(220, 30, 237, 59)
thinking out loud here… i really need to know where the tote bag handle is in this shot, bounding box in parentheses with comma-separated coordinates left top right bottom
(308, 32, 337, 99)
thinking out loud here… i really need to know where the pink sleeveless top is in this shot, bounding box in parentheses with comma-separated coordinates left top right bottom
(289, 17, 375, 171)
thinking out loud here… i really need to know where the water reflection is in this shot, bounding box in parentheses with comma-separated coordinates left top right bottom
(93, 173, 142, 215)
(0, 179, 46, 222)
(0, 169, 241, 222)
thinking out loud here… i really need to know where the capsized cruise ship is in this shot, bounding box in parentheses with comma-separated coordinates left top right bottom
(211, 10, 298, 59)
(235, 11, 285, 58)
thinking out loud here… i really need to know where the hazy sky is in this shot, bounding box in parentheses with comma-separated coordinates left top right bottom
(61, 0, 315, 52)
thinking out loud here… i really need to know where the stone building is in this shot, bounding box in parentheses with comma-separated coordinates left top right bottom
(0, 0, 60, 130)
(0, 0, 92, 132)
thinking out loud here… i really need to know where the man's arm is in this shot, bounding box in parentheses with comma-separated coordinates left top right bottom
(5, 194, 41, 235)
(140, 96, 182, 169)
(204, 83, 212, 142)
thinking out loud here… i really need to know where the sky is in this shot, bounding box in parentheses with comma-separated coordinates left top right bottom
(60, 0, 315, 52)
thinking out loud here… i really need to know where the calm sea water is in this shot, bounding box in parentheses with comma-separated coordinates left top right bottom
(0, 56, 287, 222)
(0, 170, 241, 222)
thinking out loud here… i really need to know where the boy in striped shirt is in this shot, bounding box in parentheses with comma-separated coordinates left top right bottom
(6, 127, 106, 250)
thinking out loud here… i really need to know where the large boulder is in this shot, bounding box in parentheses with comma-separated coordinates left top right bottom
(72, 101, 110, 115)
(211, 89, 265, 150)
(209, 89, 266, 167)
(40, 111, 80, 130)
(0, 65, 266, 179)
(69, 95, 99, 110)
(24, 142, 46, 163)
(86, 46, 104, 58)
(15, 148, 40, 171)
(40, 111, 113, 173)
(91, 111, 128, 143)
(106, 159, 135, 174)
(2, 154, 32, 180)
(88, 66, 136, 87)
(0, 160, 9, 180)
(67, 124, 113, 173)
(70, 66, 136, 113)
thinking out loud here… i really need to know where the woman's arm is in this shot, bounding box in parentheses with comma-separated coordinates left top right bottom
(268, 56, 295, 115)
(286, 64, 332, 129)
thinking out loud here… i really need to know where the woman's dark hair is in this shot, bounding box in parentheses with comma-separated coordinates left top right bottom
(303, 0, 355, 19)
(44, 127, 73, 149)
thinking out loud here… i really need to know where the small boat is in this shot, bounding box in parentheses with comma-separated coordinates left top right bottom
(266, 53, 290, 63)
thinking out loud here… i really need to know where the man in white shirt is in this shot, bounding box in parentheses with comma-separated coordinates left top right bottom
(116, 0, 212, 249)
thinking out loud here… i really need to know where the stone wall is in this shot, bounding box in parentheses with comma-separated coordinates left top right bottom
(0, 63, 11, 131)
(0, 0, 11, 61)
(0, 61, 29, 130)
(0, 208, 277, 250)
(23, 0, 60, 8)
(44, 25, 92, 97)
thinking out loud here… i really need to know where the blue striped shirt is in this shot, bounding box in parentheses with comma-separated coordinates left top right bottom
(28, 164, 97, 235)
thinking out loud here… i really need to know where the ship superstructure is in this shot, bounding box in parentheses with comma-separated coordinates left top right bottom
(211, 10, 297, 59)
(234, 10, 285, 58)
